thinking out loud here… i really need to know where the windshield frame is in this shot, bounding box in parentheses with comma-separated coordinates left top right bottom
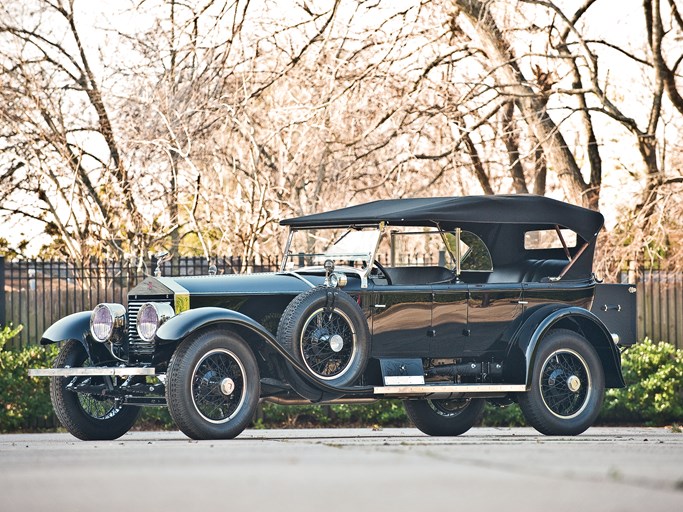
(280, 224, 383, 288)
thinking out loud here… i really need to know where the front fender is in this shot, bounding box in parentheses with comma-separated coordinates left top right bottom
(155, 307, 373, 397)
(40, 311, 92, 346)
(39, 310, 111, 364)
(507, 306, 625, 388)
(155, 307, 272, 343)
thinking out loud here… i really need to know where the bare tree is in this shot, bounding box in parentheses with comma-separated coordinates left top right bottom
(0, 0, 150, 259)
(1, 0, 682, 275)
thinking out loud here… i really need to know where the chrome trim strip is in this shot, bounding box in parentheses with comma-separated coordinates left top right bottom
(29, 367, 157, 377)
(374, 384, 527, 395)
(280, 271, 315, 288)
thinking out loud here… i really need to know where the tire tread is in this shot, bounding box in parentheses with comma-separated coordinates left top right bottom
(49, 340, 140, 441)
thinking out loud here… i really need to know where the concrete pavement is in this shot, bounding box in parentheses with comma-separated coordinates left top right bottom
(1, 427, 681, 511)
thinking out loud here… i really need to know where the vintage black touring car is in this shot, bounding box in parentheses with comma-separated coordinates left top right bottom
(30, 195, 636, 440)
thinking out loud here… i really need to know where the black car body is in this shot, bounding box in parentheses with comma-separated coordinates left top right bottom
(30, 195, 636, 439)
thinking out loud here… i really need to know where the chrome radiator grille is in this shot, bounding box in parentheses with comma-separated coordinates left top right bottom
(128, 299, 173, 356)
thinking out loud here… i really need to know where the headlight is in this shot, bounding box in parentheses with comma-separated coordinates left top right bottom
(90, 303, 126, 343)
(137, 302, 175, 342)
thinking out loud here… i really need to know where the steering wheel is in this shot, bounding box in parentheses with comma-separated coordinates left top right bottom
(372, 260, 392, 285)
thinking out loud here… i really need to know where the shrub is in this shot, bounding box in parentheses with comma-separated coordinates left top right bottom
(136, 407, 175, 430)
(482, 402, 527, 427)
(255, 400, 410, 429)
(600, 339, 683, 425)
(0, 325, 59, 432)
(254, 399, 527, 429)
(2, 329, 682, 432)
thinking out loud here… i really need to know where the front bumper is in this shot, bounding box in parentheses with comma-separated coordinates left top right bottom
(28, 367, 158, 377)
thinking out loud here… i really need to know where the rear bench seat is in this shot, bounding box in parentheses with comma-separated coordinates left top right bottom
(487, 259, 567, 283)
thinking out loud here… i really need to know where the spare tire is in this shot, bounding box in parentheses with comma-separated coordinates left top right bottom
(277, 287, 370, 392)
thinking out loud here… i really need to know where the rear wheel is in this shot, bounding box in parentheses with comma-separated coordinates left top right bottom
(166, 329, 260, 440)
(50, 340, 140, 441)
(518, 329, 604, 436)
(403, 398, 485, 436)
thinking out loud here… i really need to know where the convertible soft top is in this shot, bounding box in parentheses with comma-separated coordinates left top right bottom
(281, 195, 604, 242)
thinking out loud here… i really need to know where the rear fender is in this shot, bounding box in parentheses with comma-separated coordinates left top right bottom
(155, 307, 373, 397)
(507, 306, 625, 388)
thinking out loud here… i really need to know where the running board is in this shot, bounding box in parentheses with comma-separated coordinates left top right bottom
(374, 384, 526, 395)
(29, 367, 157, 377)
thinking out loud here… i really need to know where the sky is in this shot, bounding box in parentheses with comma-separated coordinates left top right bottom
(0, 0, 676, 256)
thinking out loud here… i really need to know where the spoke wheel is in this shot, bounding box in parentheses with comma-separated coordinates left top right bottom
(540, 349, 591, 419)
(518, 329, 605, 436)
(404, 398, 485, 437)
(166, 329, 260, 440)
(49, 340, 140, 441)
(277, 287, 370, 399)
(429, 399, 472, 417)
(77, 379, 120, 420)
(300, 308, 356, 380)
(191, 349, 247, 423)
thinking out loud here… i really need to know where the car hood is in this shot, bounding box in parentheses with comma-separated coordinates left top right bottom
(127, 272, 324, 299)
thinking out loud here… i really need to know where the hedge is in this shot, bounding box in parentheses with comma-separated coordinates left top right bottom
(1, 324, 681, 432)
(600, 338, 683, 425)
(0, 325, 59, 431)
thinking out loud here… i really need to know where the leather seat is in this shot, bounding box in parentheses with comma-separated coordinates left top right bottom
(384, 266, 455, 285)
(487, 260, 567, 283)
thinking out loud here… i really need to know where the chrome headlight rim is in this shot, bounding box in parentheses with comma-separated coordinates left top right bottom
(90, 303, 126, 343)
(136, 302, 175, 342)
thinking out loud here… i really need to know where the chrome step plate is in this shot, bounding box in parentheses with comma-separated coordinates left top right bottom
(374, 384, 526, 395)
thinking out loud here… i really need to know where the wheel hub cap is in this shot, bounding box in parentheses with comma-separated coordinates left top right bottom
(567, 375, 581, 393)
(329, 334, 344, 353)
(220, 377, 236, 396)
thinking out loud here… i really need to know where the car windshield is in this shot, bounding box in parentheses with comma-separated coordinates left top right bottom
(283, 228, 381, 271)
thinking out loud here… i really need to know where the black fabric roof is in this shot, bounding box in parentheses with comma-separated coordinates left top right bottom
(281, 195, 604, 241)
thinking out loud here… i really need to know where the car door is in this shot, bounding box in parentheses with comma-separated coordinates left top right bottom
(465, 282, 525, 357)
(369, 282, 433, 357)
(430, 282, 469, 357)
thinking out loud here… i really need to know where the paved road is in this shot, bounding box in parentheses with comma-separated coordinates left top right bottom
(1, 427, 682, 512)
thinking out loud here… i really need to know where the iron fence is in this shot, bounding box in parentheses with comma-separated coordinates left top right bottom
(1, 256, 681, 350)
(0, 255, 280, 349)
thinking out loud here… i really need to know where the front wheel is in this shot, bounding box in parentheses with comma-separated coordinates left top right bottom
(518, 329, 605, 436)
(49, 340, 140, 441)
(403, 398, 485, 436)
(166, 329, 260, 440)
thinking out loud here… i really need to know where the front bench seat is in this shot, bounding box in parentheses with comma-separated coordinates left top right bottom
(384, 266, 455, 285)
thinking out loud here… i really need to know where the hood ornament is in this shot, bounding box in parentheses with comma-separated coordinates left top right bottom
(154, 252, 172, 277)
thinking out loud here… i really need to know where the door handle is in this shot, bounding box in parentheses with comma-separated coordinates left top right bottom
(601, 304, 621, 312)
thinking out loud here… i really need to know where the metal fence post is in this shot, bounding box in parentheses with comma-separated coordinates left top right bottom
(0, 256, 5, 327)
